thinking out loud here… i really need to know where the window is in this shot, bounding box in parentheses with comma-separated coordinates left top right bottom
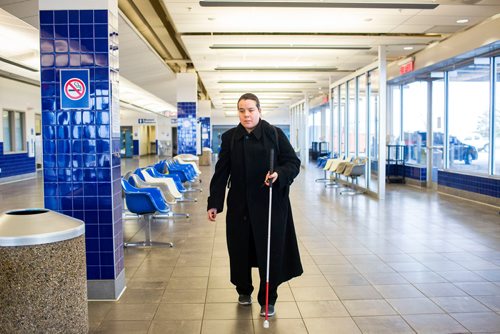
(347, 79, 356, 156)
(340, 84, 347, 155)
(432, 77, 445, 181)
(2, 110, 26, 153)
(402, 81, 427, 165)
(358, 74, 367, 156)
(390, 85, 401, 143)
(448, 61, 490, 174)
(331, 87, 339, 154)
(368, 69, 379, 192)
(495, 57, 500, 175)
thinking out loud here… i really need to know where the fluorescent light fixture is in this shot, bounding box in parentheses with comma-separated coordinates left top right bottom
(430, 72, 444, 78)
(215, 67, 341, 72)
(218, 80, 317, 84)
(474, 57, 490, 65)
(0, 56, 38, 72)
(210, 44, 370, 50)
(456, 18, 469, 24)
(220, 90, 304, 94)
(199, 1, 439, 9)
(403, 46, 414, 50)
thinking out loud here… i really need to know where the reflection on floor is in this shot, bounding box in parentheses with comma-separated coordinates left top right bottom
(1, 156, 499, 333)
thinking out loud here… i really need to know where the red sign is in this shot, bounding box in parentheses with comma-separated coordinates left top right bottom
(399, 61, 415, 75)
(64, 78, 86, 101)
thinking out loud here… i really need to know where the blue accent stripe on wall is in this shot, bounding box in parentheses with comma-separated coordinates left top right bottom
(439, 170, 500, 198)
(0, 143, 36, 178)
(133, 140, 139, 155)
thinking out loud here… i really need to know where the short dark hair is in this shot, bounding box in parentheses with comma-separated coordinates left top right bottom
(237, 93, 261, 110)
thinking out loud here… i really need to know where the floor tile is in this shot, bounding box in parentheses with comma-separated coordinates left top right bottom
(94, 320, 150, 334)
(161, 289, 207, 303)
(291, 286, 339, 301)
(373, 284, 425, 299)
(343, 300, 397, 316)
(431, 296, 491, 313)
(403, 314, 468, 334)
(297, 300, 350, 317)
(251, 301, 302, 319)
(353, 315, 415, 333)
(104, 304, 159, 321)
(450, 312, 500, 332)
(333, 286, 383, 300)
(414, 283, 468, 297)
(154, 303, 205, 321)
(201, 319, 254, 334)
(304, 317, 362, 334)
(148, 320, 202, 334)
(253, 318, 308, 334)
(386, 298, 444, 315)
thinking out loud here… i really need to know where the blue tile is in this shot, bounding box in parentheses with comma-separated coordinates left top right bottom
(72, 155, 83, 168)
(80, 24, 94, 38)
(94, 10, 108, 23)
(43, 154, 56, 168)
(41, 54, 54, 67)
(83, 154, 96, 167)
(97, 154, 110, 168)
(86, 251, 100, 265)
(42, 98, 56, 114)
(82, 111, 95, 124)
(41, 83, 56, 97)
(58, 168, 72, 182)
(99, 252, 114, 266)
(54, 24, 68, 38)
(95, 53, 108, 67)
(72, 139, 83, 154)
(84, 196, 98, 210)
(40, 25, 54, 39)
(41, 69, 56, 82)
(95, 68, 109, 81)
(83, 140, 96, 153)
(72, 112, 82, 125)
(84, 211, 99, 225)
(73, 196, 84, 210)
(69, 53, 81, 67)
(43, 126, 55, 140)
(83, 168, 97, 182)
(100, 266, 115, 279)
(54, 10, 68, 24)
(72, 182, 84, 195)
(80, 10, 93, 23)
(99, 224, 113, 238)
(86, 266, 100, 280)
(56, 152, 71, 166)
(72, 126, 82, 139)
(98, 182, 111, 196)
(97, 168, 111, 182)
(55, 39, 69, 53)
(99, 238, 114, 252)
(56, 126, 70, 139)
(96, 111, 110, 125)
(98, 210, 113, 224)
(84, 125, 96, 139)
(85, 238, 99, 252)
(95, 39, 108, 52)
(95, 24, 108, 38)
(43, 140, 56, 154)
(45, 196, 60, 211)
(43, 182, 57, 196)
(40, 11, 54, 24)
(68, 10, 79, 24)
(97, 126, 109, 139)
(80, 39, 94, 52)
(55, 54, 69, 67)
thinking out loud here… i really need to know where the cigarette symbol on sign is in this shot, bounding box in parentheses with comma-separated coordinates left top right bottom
(64, 78, 86, 101)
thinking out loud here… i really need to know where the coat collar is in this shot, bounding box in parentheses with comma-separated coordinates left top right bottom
(234, 119, 264, 140)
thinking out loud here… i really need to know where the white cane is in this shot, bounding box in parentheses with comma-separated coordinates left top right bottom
(263, 148, 274, 329)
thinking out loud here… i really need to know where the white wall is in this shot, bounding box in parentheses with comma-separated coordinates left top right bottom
(0, 77, 40, 155)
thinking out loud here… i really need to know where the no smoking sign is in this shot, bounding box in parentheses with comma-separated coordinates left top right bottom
(60, 69, 90, 110)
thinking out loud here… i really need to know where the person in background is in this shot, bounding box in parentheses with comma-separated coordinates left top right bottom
(207, 93, 303, 317)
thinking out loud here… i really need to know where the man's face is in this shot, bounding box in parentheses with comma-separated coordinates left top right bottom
(238, 99, 261, 132)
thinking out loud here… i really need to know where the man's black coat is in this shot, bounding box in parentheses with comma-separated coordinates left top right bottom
(208, 119, 303, 288)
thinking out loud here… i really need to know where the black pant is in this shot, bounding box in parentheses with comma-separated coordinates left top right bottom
(236, 225, 278, 306)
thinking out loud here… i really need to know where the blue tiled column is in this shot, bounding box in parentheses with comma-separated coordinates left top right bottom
(199, 117, 211, 148)
(39, 0, 124, 299)
(177, 73, 198, 155)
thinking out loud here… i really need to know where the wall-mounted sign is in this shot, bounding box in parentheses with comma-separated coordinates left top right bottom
(60, 69, 90, 110)
(399, 60, 415, 75)
(138, 118, 156, 124)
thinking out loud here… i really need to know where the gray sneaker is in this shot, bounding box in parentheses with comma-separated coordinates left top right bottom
(260, 304, 275, 317)
(238, 294, 252, 305)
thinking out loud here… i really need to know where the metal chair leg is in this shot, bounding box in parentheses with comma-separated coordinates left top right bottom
(124, 214, 174, 248)
(154, 211, 190, 219)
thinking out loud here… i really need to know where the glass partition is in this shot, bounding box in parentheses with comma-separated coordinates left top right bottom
(331, 87, 339, 154)
(402, 81, 428, 165)
(390, 85, 401, 143)
(339, 84, 347, 156)
(347, 79, 357, 156)
(368, 69, 379, 193)
(448, 61, 490, 174)
(432, 77, 445, 182)
(496, 57, 500, 175)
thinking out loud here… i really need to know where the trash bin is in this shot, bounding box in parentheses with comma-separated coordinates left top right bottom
(0, 209, 88, 334)
(200, 147, 212, 166)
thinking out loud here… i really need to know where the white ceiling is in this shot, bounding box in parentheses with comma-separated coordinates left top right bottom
(163, 0, 500, 120)
(1, 0, 500, 123)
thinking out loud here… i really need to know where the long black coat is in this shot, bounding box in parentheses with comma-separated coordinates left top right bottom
(208, 119, 303, 288)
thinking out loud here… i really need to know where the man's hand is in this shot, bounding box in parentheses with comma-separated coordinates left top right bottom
(207, 208, 217, 221)
(264, 171, 278, 186)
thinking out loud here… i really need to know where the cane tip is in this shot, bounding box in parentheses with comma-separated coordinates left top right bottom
(263, 320, 270, 328)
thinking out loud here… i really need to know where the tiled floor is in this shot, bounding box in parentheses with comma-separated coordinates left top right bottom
(1, 156, 500, 333)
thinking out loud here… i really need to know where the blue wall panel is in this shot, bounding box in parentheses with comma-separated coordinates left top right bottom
(199, 117, 211, 148)
(0, 143, 36, 178)
(40, 9, 123, 281)
(177, 101, 197, 155)
(438, 171, 500, 198)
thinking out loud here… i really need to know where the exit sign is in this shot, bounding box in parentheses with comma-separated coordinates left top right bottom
(399, 61, 415, 74)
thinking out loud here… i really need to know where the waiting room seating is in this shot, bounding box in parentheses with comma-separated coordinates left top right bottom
(121, 178, 175, 248)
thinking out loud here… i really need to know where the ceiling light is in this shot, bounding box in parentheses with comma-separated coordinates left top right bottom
(199, 1, 439, 9)
(220, 90, 304, 94)
(403, 46, 414, 50)
(217, 80, 317, 84)
(456, 18, 469, 24)
(210, 44, 370, 50)
(215, 67, 343, 72)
